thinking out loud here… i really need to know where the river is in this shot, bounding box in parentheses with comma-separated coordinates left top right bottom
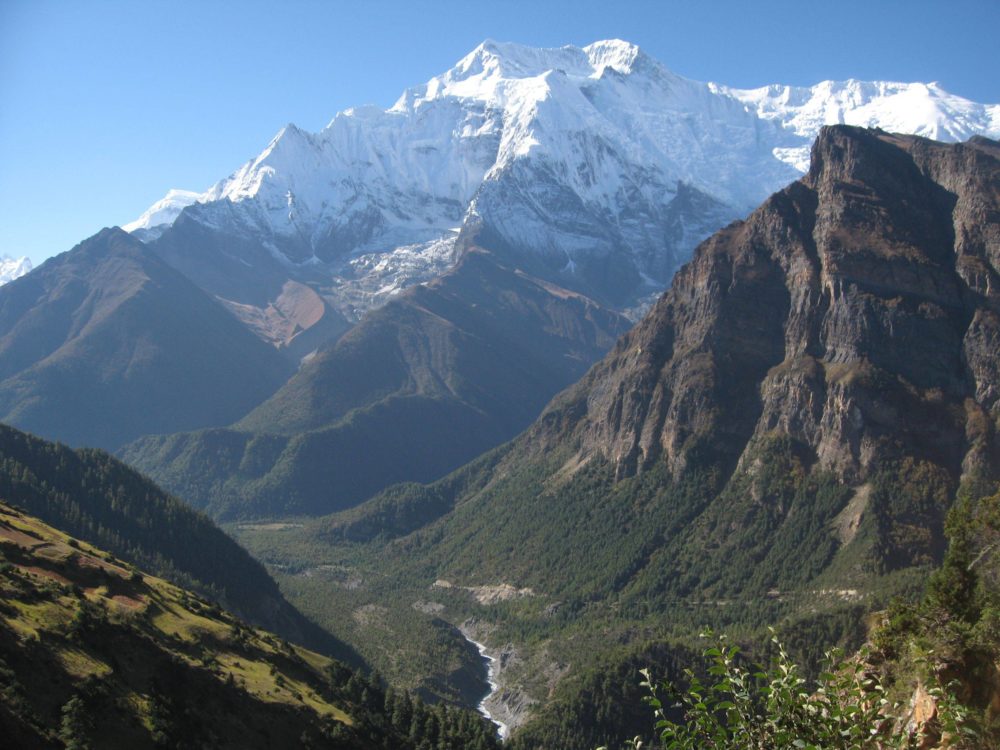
(466, 636, 509, 740)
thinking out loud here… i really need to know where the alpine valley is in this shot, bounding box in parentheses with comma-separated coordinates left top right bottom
(229, 125, 1000, 748)
(2, 38, 1000, 749)
(0, 423, 500, 749)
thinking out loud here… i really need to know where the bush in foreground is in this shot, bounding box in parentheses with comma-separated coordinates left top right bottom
(604, 630, 978, 750)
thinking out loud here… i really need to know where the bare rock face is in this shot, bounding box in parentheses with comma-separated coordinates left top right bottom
(539, 126, 1000, 487)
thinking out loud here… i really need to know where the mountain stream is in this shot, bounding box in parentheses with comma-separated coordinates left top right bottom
(466, 636, 509, 740)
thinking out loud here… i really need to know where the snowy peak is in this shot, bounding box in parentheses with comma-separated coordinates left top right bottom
(722, 78, 1000, 170)
(123, 189, 203, 235)
(583, 39, 646, 75)
(394, 38, 661, 112)
(0, 255, 33, 286)
(451, 39, 591, 82)
(205, 122, 324, 205)
(124, 39, 1000, 313)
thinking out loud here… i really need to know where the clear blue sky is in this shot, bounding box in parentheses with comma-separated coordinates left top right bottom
(2, 0, 998, 266)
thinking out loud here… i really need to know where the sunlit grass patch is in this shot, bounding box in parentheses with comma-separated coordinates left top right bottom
(56, 644, 112, 679)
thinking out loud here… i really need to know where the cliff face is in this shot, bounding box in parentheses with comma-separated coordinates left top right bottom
(543, 126, 1000, 487)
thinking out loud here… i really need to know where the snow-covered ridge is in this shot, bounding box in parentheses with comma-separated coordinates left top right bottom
(131, 39, 999, 233)
(725, 79, 1000, 141)
(0, 255, 33, 286)
(394, 38, 651, 109)
(125, 39, 1000, 310)
(717, 78, 1000, 171)
(123, 189, 203, 236)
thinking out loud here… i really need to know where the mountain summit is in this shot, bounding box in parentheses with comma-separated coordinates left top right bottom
(127, 41, 1000, 318)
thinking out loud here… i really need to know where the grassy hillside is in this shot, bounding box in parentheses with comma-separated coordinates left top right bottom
(0, 422, 354, 659)
(0, 500, 501, 749)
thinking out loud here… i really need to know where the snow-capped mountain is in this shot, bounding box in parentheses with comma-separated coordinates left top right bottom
(125, 189, 203, 234)
(718, 79, 1000, 171)
(129, 40, 1000, 319)
(0, 256, 33, 286)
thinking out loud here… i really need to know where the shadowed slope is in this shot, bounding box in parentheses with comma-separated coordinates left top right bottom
(122, 247, 630, 519)
(0, 228, 292, 450)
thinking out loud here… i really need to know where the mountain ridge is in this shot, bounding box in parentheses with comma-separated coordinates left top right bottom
(0, 228, 292, 450)
(121, 245, 630, 519)
(127, 40, 1000, 321)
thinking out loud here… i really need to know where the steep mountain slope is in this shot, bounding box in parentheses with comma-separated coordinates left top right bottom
(437, 126, 1000, 612)
(542, 126, 1000, 489)
(121, 246, 629, 519)
(130, 40, 1000, 322)
(233, 127, 1000, 741)
(0, 421, 352, 658)
(0, 501, 501, 749)
(0, 228, 292, 450)
(142, 208, 354, 358)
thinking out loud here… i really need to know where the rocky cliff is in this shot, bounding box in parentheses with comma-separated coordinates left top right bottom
(537, 126, 1000, 489)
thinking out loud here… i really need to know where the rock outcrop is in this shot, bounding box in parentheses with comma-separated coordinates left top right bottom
(537, 126, 1000, 488)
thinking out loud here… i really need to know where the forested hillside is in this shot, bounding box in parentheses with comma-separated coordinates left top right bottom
(0, 422, 350, 657)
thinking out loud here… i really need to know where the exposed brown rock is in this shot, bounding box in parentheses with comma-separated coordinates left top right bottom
(218, 279, 351, 362)
(534, 126, 1000, 489)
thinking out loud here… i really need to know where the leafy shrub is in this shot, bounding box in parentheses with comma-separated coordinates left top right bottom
(605, 630, 978, 750)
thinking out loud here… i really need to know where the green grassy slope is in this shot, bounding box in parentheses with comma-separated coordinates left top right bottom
(0, 422, 354, 659)
(0, 501, 502, 749)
